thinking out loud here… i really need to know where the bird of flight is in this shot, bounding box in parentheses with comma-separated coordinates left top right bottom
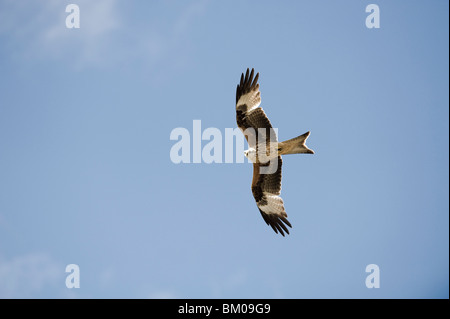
(236, 68, 314, 236)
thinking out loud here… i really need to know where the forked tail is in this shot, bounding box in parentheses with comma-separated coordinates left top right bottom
(278, 131, 314, 155)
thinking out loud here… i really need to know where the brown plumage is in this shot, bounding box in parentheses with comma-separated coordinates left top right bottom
(235, 68, 314, 236)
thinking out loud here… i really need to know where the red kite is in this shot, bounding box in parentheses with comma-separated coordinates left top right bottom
(236, 68, 314, 236)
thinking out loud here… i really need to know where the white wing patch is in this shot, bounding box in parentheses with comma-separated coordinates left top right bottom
(236, 90, 261, 113)
(258, 193, 287, 217)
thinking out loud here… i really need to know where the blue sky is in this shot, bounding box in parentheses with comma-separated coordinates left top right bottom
(0, 0, 448, 298)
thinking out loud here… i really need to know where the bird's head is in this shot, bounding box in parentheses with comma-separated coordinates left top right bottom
(244, 148, 257, 163)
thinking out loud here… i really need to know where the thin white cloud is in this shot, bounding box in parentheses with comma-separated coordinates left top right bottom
(42, 0, 121, 66)
(173, 0, 208, 37)
(209, 268, 285, 298)
(0, 252, 64, 298)
(0, 0, 122, 68)
(0, 214, 8, 230)
(210, 268, 248, 297)
(98, 267, 115, 289)
(148, 290, 178, 299)
(0, 0, 208, 72)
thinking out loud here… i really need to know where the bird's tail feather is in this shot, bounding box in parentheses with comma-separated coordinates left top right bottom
(278, 131, 314, 155)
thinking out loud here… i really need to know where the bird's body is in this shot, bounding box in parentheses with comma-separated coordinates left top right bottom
(236, 68, 314, 236)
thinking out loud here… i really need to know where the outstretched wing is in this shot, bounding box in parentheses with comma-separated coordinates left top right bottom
(236, 68, 278, 149)
(236, 68, 292, 236)
(252, 156, 292, 236)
